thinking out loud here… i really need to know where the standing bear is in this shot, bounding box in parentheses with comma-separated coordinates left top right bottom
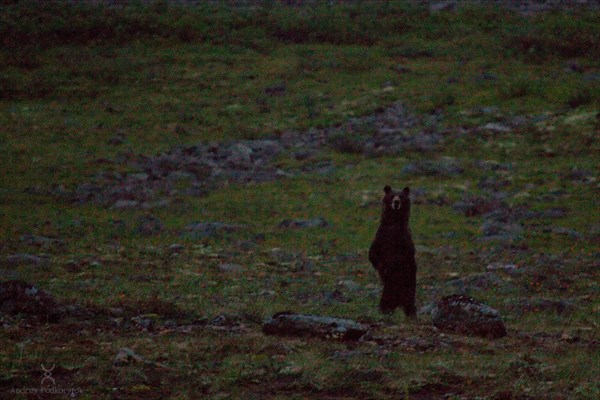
(369, 185, 417, 317)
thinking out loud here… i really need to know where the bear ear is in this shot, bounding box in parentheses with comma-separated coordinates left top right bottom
(402, 186, 410, 195)
(384, 185, 392, 194)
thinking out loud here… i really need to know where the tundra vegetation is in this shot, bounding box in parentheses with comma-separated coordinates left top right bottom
(0, 1, 598, 399)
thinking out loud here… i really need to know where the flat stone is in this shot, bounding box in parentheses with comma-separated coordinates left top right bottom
(218, 263, 243, 273)
(181, 221, 244, 239)
(482, 123, 511, 133)
(278, 217, 330, 229)
(431, 295, 507, 338)
(486, 263, 519, 273)
(111, 200, 139, 210)
(263, 312, 368, 341)
(5, 254, 50, 268)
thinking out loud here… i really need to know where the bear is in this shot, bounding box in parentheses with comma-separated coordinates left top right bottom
(368, 185, 417, 317)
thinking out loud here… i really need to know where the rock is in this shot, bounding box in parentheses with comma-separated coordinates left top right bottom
(479, 220, 524, 242)
(181, 221, 244, 239)
(168, 243, 184, 254)
(430, 1, 456, 13)
(19, 234, 64, 250)
(218, 263, 243, 273)
(111, 200, 139, 210)
(476, 72, 499, 81)
(0, 280, 60, 322)
(481, 122, 511, 133)
(263, 312, 368, 341)
(431, 295, 507, 338)
(5, 254, 50, 268)
(278, 217, 330, 229)
(114, 347, 145, 366)
(401, 158, 463, 176)
(337, 279, 360, 292)
(543, 226, 583, 239)
(135, 214, 164, 236)
(226, 143, 254, 168)
(486, 263, 519, 274)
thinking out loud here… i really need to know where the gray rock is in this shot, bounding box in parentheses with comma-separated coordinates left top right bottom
(181, 221, 244, 239)
(111, 200, 139, 210)
(479, 221, 524, 242)
(337, 279, 360, 292)
(543, 226, 583, 239)
(486, 263, 519, 274)
(5, 254, 50, 268)
(113, 347, 145, 366)
(430, 1, 456, 13)
(481, 122, 511, 133)
(477, 72, 499, 81)
(431, 295, 507, 338)
(19, 234, 64, 249)
(278, 217, 330, 229)
(218, 263, 243, 273)
(263, 312, 368, 341)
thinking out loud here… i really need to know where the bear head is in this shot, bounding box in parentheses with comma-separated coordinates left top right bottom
(380, 185, 411, 224)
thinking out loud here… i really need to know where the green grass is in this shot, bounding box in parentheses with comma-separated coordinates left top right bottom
(1, 1, 599, 399)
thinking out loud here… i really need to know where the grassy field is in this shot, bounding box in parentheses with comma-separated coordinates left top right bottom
(1, 1, 599, 399)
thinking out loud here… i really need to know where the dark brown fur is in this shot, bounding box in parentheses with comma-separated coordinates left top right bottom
(369, 185, 417, 316)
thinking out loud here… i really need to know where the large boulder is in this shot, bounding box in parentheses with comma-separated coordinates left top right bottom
(263, 312, 368, 341)
(431, 295, 507, 338)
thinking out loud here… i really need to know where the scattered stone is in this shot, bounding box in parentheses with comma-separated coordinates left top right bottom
(111, 200, 139, 210)
(278, 217, 329, 229)
(401, 158, 463, 176)
(218, 263, 243, 273)
(337, 279, 360, 292)
(168, 244, 184, 254)
(430, 0, 456, 13)
(135, 214, 164, 236)
(481, 122, 511, 133)
(181, 221, 244, 239)
(543, 226, 583, 239)
(431, 295, 507, 338)
(263, 312, 368, 341)
(19, 234, 64, 249)
(476, 72, 499, 81)
(5, 254, 50, 268)
(0, 280, 60, 322)
(478, 175, 512, 191)
(486, 263, 519, 274)
(113, 347, 145, 366)
(479, 220, 523, 242)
